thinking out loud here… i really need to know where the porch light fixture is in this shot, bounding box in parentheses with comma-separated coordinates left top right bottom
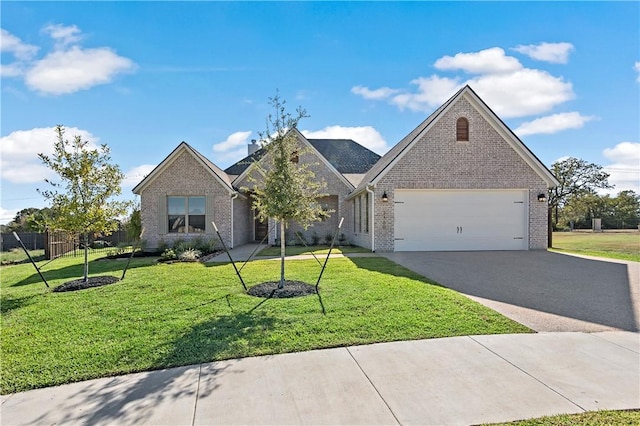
(381, 191, 388, 202)
(537, 193, 547, 203)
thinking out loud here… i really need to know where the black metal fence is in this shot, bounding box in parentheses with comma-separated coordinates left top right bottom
(2, 230, 134, 259)
(46, 230, 134, 259)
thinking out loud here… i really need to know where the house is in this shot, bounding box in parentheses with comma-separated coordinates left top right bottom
(132, 131, 381, 250)
(133, 85, 559, 252)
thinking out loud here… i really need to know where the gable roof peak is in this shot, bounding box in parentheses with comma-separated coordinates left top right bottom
(350, 85, 558, 196)
(132, 141, 234, 194)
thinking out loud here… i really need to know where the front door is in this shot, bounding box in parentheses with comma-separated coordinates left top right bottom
(254, 216, 268, 242)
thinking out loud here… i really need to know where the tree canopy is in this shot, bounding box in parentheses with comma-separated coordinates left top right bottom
(246, 93, 329, 287)
(38, 125, 130, 281)
(2, 207, 52, 233)
(549, 157, 612, 225)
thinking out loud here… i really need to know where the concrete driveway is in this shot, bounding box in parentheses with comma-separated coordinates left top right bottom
(380, 251, 640, 332)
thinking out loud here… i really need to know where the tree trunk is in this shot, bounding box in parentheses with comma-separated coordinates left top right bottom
(83, 232, 89, 283)
(279, 220, 285, 289)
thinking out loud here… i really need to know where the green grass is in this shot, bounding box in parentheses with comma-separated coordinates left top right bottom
(257, 245, 371, 256)
(1, 252, 531, 394)
(487, 409, 640, 425)
(552, 231, 640, 262)
(0, 248, 45, 265)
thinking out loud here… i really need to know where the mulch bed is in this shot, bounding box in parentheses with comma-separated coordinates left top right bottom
(101, 251, 159, 260)
(53, 276, 120, 292)
(248, 280, 317, 298)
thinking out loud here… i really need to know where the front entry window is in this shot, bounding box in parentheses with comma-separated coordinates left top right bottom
(168, 196, 205, 233)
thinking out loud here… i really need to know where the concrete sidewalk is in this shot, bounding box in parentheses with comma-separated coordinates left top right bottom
(2, 332, 638, 425)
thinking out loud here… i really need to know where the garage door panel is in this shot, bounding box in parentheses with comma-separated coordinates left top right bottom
(394, 190, 528, 251)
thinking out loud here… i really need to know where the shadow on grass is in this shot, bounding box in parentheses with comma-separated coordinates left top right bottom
(346, 256, 446, 287)
(24, 295, 278, 425)
(9, 257, 155, 287)
(160, 310, 277, 366)
(0, 294, 37, 315)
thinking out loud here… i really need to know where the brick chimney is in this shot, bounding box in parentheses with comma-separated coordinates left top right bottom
(248, 139, 259, 155)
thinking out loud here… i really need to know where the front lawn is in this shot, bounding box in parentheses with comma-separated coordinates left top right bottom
(488, 409, 640, 425)
(1, 252, 530, 394)
(0, 248, 45, 265)
(552, 230, 640, 262)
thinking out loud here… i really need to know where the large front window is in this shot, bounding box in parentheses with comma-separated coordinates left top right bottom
(168, 196, 205, 233)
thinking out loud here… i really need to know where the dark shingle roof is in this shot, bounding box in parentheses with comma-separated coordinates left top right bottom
(224, 149, 266, 176)
(223, 138, 381, 176)
(307, 139, 381, 174)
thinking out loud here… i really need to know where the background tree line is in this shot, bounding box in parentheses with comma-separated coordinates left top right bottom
(549, 157, 639, 230)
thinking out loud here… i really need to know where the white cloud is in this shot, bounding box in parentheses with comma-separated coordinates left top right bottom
(211, 131, 254, 168)
(469, 69, 573, 118)
(302, 125, 388, 154)
(635, 62, 640, 83)
(213, 131, 253, 152)
(391, 75, 461, 111)
(512, 42, 574, 64)
(123, 164, 157, 189)
(25, 46, 136, 95)
(351, 85, 400, 100)
(0, 126, 99, 184)
(434, 47, 522, 74)
(602, 142, 640, 194)
(0, 28, 39, 60)
(355, 46, 575, 119)
(0, 62, 26, 77)
(515, 112, 597, 136)
(0, 206, 19, 225)
(2, 25, 136, 95)
(42, 23, 83, 49)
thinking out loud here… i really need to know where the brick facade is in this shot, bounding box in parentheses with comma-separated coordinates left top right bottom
(135, 88, 554, 253)
(370, 95, 549, 251)
(138, 149, 234, 249)
(233, 137, 354, 246)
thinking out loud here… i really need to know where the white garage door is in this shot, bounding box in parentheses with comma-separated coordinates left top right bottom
(394, 190, 528, 251)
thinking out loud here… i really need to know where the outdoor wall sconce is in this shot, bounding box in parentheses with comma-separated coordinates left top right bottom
(381, 191, 389, 202)
(537, 193, 547, 203)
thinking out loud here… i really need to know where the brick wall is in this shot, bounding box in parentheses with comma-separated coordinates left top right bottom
(233, 138, 354, 246)
(139, 149, 233, 250)
(374, 95, 549, 251)
(233, 194, 252, 246)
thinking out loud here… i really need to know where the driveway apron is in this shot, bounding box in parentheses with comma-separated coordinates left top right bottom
(380, 251, 640, 332)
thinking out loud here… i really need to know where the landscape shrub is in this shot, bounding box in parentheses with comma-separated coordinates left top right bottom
(178, 248, 201, 261)
(161, 248, 177, 260)
(311, 231, 320, 245)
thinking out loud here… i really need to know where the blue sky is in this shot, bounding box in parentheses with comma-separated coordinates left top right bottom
(2, 1, 639, 224)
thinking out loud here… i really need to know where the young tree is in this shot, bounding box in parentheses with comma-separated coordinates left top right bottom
(125, 205, 142, 243)
(247, 93, 329, 288)
(549, 157, 613, 226)
(38, 125, 131, 282)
